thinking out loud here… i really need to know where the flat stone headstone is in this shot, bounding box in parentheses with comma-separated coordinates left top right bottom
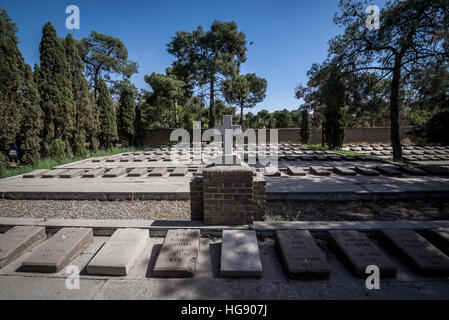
(41, 169, 68, 178)
(423, 228, 449, 256)
(264, 166, 281, 176)
(329, 230, 396, 278)
(82, 168, 105, 178)
(309, 166, 331, 176)
(87, 229, 148, 276)
(133, 156, 146, 162)
(221, 230, 262, 278)
(103, 168, 126, 177)
(22, 228, 93, 273)
(397, 166, 427, 175)
(354, 166, 380, 176)
(420, 166, 449, 176)
(0, 226, 46, 268)
(22, 169, 49, 178)
(105, 158, 116, 162)
(153, 229, 200, 277)
(375, 166, 404, 176)
(333, 166, 356, 176)
(275, 230, 330, 279)
(381, 229, 449, 276)
(127, 167, 147, 177)
(170, 167, 188, 176)
(287, 166, 306, 176)
(59, 169, 85, 178)
(148, 167, 168, 176)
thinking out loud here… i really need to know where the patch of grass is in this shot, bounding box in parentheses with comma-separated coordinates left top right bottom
(304, 144, 361, 157)
(0, 145, 147, 179)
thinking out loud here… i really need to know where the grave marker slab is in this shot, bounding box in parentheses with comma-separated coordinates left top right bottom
(148, 167, 168, 176)
(221, 230, 262, 278)
(82, 168, 105, 178)
(333, 166, 356, 176)
(170, 167, 188, 176)
(87, 229, 148, 276)
(275, 230, 330, 279)
(287, 166, 306, 176)
(264, 167, 281, 176)
(41, 169, 68, 178)
(329, 230, 396, 278)
(397, 166, 427, 175)
(309, 166, 331, 176)
(423, 228, 449, 256)
(60, 169, 85, 178)
(375, 166, 404, 177)
(0, 226, 46, 268)
(127, 167, 147, 177)
(381, 229, 449, 276)
(354, 166, 380, 176)
(22, 227, 93, 273)
(22, 169, 49, 178)
(153, 229, 200, 277)
(103, 168, 126, 177)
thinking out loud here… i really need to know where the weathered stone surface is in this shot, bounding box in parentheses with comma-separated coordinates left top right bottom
(375, 166, 403, 176)
(263, 167, 281, 176)
(354, 166, 380, 176)
(275, 230, 330, 279)
(333, 166, 357, 176)
(287, 166, 306, 176)
(221, 230, 262, 278)
(103, 168, 126, 177)
(309, 166, 331, 176)
(87, 228, 149, 276)
(170, 167, 188, 176)
(127, 167, 148, 177)
(423, 228, 449, 256)
(397, 166, 427, 175)
(148, 167, 168, 176)
(82, 168, 105, 178)
(0, 226, 46, 268)
(22, 169, 49, 178)
(22, 227, 93, 273)
(41, 169, 68, 178)
(329, 230, 396, 278)
(119, 156, 134, 162)
(153, 229, 200, 277)
(59, 169, 85, 178)
(381, 229, 449, 276)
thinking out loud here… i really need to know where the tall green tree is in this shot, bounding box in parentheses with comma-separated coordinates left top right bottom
(329, 0, 449, 161)
(97, 79, 117, 149)
(38, 22, 75, 155)
(116, 80, 137, 143)
(79, 31, 138, 98)
(300, 108, 311, 144)
(222, 73, 267, 127)
(167, 21, 247, 128)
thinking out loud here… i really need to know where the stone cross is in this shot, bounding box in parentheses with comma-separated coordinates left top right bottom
(215, 115, 242, 155)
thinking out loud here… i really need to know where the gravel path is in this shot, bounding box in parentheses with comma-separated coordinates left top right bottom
(0, 199, 448, 221)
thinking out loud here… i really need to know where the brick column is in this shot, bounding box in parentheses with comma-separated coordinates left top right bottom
(189, 177, 203, 221)
(202, 165, 254, 225)
(253, 174, 266, 221)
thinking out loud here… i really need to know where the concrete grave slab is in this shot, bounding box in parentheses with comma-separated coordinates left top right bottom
(60, 169, 85, 178)
(170, 167, 188, 176)
(127, 168, 148, 177)
(82, 168, 105, 178)
(422, 228, 449, 256)
(221, 230, 262, 278)
(0, 226, 46, 268)
(329, 230, 396, 278)
(381, 229, 449, 276)
(41, 169, 68, 178)
(87, 228, 149, 276)
(286, 166, 306, 176)
(22, 227, 93, 273)
(148, 167, 168, 176)
(264, 167, 281, 176)
(153, 229, 200, 277)
(22, 169, 49, 178)
(309, 166, 331, 176)
(354, 166, 380, 176)
(333, 166, 356, 176)
(103, 168, 126, 177)
(275, 230, 330, 279)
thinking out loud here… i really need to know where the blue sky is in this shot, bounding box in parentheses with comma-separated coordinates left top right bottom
(2, 0, 386, 113)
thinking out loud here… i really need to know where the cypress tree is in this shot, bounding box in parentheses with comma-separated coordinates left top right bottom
(117, 80, 137, 144)
(38, 22, 75, 156)
(300, 109, 311, 144)
(97, 79, 117, 149)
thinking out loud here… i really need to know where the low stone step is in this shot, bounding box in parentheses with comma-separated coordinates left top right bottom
(333, 166, 356, 176)
(329, 230, 396, 278)
(41, 169, 68, 178)
(103, 168, 126, 177)
(22, 169, 49, 178)
(286, 166, 306, 176)
(153, 229, 200, 277)
(60, 169, 85, 178)
(221, 230, 262, 278)
(87, 228, 149, 276)
(0, 226, 46, 268)
(82, 168, 105, 178)
(127, 167, 148, 177)
(354, 166, 380, 176)
(381, 229, 449, 276)
(170, 167, 188, 176)
(148, 168, 168, 176)
(22, 227, 93, 273)
(276, 230, 330, 279)
(309, 166, 331, 176)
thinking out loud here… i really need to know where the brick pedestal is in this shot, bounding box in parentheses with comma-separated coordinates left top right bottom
(189, 165, 266, 225)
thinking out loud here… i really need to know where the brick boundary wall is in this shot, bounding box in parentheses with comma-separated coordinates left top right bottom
(189, 177, 203, 221)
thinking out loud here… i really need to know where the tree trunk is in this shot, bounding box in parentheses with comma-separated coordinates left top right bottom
(321, 120, 325, 147)
(240, 102, 244, 127)
(173, 98, 178, 126)
(390, 56, 403, 162)
(209, 77, 215, 128)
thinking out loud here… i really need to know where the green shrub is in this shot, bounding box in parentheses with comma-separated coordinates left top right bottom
(48, 138, 66, 161)
(73, 133, 88, 158)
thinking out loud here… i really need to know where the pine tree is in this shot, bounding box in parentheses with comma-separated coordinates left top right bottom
(300, 108, 311, 144)
(116, 80, 137, 144)
(97, 79, 117, 149)
(37, 22, 75, 156)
